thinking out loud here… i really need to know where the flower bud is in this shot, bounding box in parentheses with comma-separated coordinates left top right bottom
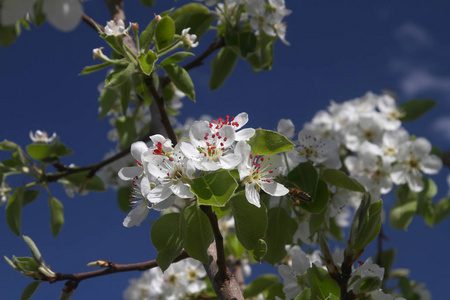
(154, 14, 162, 22)
(87, 260, 109, 267)
(92, 47, 104, 60)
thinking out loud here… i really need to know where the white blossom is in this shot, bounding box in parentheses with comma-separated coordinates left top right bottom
(181, 27, 199, 48)
(235, 141, 289, 207)
(104, 19, 131, 36)
(29, 130, 57, 143)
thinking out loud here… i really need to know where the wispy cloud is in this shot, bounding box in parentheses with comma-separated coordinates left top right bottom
(432, 116, 450, 141)
(394, 22, 434, 50)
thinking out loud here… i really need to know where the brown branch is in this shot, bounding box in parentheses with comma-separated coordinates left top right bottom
(82, 13, 103, 32)
(49, 251, 189, 294)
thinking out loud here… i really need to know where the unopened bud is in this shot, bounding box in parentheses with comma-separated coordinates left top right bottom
(87, 260, 109, 267)
(92, 47, 105, 60)
(154, 14, 162, 21)
(38, 265, 56, 278)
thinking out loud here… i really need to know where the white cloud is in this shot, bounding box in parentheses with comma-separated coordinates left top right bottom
(394, 22, 434, 50)
(432, 116, 450, 141)
(397, 68, 450, 98)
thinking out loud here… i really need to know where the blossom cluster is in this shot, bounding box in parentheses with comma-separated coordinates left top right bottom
(198, 0, 291, 44)
(280, 92, 442, 201)
(118, 112, 289, 227)
(123, 258, 207, 300)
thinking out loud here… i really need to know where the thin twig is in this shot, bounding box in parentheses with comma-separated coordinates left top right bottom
(82, 13, 103, 32)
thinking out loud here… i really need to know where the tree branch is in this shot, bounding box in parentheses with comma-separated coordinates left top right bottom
(47, 251, 189, 293)
(82, 13, 103, 32)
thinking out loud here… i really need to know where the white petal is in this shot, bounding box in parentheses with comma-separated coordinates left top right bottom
(245, 183, 261, 207)
(390, 164, 408, 185)
(153, 196, 176, 211)
(140, 177, 152, 197)
(406, 170, 424, 192)
(219, 153, 241, 169)
(118, 166, 142, 181)
(201, 160, 222, 171)
(189, 121, 210, 147)
(277, 119, 295, 139)
(123, 201, 149, 227)
(260, 181, 289, 196)
(218, 125, 235, 148)
(292, 249, 311, 274)
(233, 112, 249, 129)
(131, 141, 148, 162)
(147, 156, 169, 179)
(171, 181, 194, 198)
(43, 0, 83, 32)
(180, 142, 200, 160)
(148, 184, 172, 203)
(411, 137, 431, 157)
(420, 155, 442, 174)
(235, 128, 255, 141)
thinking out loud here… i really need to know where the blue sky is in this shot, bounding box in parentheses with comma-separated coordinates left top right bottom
(1, 1, 450, 299)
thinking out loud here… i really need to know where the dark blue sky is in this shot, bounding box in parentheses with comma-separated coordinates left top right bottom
(1, 1, 450, 299)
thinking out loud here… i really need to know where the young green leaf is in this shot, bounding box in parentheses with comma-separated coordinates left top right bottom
(209, 47, 239, 90)
(229, 194, 268, 254)
(307, 264, 340, 300)
(243, 274, 280, 298)
(155, 16, 175, 50)
(434, 197, 450, 224)
(287, 162, 319, 198)
(20, 281, 41, 300)
(151, 213, 186, 272)
(0, 139, 20, 151)
(171, 3, 212, 39)
(399, 99, 437, 122)
(105, 63, 135, 88)
(320, 168, 365, 192)
(6, 188, 24, 236)
(390, 184, 419, 230)
(183, 205, 214, 263)
(79, 62, 112, 75)
(48, 197, 64, 237)
(248, 129, 295, 155)
(131, 73, 152, 105)
(161, 51, 195, 66)
(162, 64, 196, 101)
(23, 190, 40, 206)
(120, 78, 131, 115)
(191, 170, 237, 207)
(264, 207, 298, 265)
(98, 88, 118, 120)
(138, 50, 157, 75)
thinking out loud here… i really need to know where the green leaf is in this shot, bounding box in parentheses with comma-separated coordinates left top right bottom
(243, 274, 280, 298)
(139, 19, 156, 51)
(98, 88, 118, 120)
(23, 235, 44, 266)
(0, 23, 21, 47)
(350, 198, 382, 254)
(287, 162, 319, 204)
(20, 281, 41, 300)
(303, 180, 329, 214)
(120, 78, 131, 115)
(139, 0, 156, 7)
(117, 186, 132, 212)
(151, 213, 186, 272)
(171, 3, 213, 38)
(308, 264, 340, 300)
(260, 31, 276, 71)
(13, 257, 39, 272)
(320, 169, 365, 192)
(212, 205, 231, 220)
(162, 64, 195, 101)
(295, 288, 312, 300)
(6, 188, 24, 236)
(183, 205, 214, 263)
(209, 47, 239, 90)
(48, 197, 64, 237)
(138, 50, 157, 75)
(161, 51, 195, 66)
(191, 170, 237, 207)
(229, 194, 268, 254)
(399, 99, 437, 122)
(248, 129, 295, 155)
(23, 190, 40, 206)
(0, 139, 20, 151)
(115, 116, 137, 150)
(26, 144, 53, 161)
(309, 206, 327, 237)
(105, 63, 135, 88)
(434, 197, 450, 224)
(264, 207, 298, 265)
(131, 73, 152, 105)
(249, 239, 267, 262)
(390, 184, 419, 230)
(155, 16, 175, 50)
(79, 62, 112, 75)
(65, 171, 106, 192)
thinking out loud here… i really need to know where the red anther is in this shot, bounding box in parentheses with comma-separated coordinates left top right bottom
(212, 134, 216, 138)
(269, 170, 273, 173)
(167, 172, 170, 176)
(220, 143, 224, 147)
(169, 157, 174, 161)
(135, 176, 139, 180)
(357, 261, 364, 266)
(250, 154, 253, 159)
(135, 159, 143, 166)
(224, 137, 227, 141)
(266, 179, 271, 183)
(212, 120, 217, 123)
(260, 157, 264, 161)
(132, 182, 137, 186)
(156, 142, 163, 150)
(231, 117, 235, 121)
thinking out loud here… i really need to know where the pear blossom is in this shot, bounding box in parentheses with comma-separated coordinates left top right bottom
(146, 144, 195, 202)
(349, 258, 384, 294)
(180, 120, 241, 171)
(29, 130, 57, 143)
(390, 137, 442, 192)
(235, 141, 289, 207)
(277, 118, 295, 139)
(371, 290, 406, 300)
(278, 248, 312, 299)
(210, 113, 255, 141)
(288, 129, 341, 169)
(181, 27, 199, 48)
(376, 94, 403, 130)
(122, 176, 151, 227)
(104, 19, 131, 36)
(380, 128, 409, 163)
(118, 141, 149, 181)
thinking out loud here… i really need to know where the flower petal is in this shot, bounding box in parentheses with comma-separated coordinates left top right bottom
(420, 155, 442, 175)
(118, 166, 142, 181)
(131, 141, 148, 162)
(245, 183, 261, 207)
(261, 181, 289, 196)
(148, 184, 172, 203)
(123, 200, 149, 227)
